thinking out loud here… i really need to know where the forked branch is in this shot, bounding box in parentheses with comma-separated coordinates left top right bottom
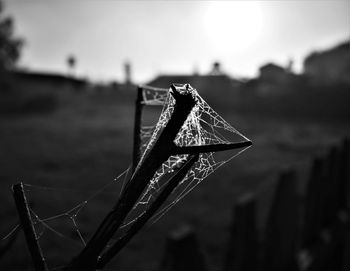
(66, 84, 252, 271)
(66, 84, 197, 270)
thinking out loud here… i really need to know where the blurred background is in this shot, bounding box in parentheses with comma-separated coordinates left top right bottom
(0, 1, 349, 270)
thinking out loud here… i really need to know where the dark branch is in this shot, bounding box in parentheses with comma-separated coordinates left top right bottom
(66, 84, 252, 271)
(132, 86, 144, 173)
(66, 84, 197, 271)
(12, 183, 48, 271)
(97, 154, 199, 269)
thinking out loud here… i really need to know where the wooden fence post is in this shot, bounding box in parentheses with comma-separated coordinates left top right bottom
(262, 170, 299, 271)
(341, 230, 350, 271)
(337, 141, 348, 212)
(158, 225, 208, 271)
(341, 138, 350, 271)
(12, 182, 48, 271)
(301, 141, 350, 271)
(302, 158, 327, 248)
(223, 193, 257, 271)
(323, 147, 342, 226)
(341, 138, 350, 209)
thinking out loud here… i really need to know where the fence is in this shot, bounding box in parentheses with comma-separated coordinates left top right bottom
(159, 139, 350, 271)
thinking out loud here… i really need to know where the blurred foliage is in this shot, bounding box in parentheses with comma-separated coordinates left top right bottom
(0, 1, 58, 115)
(0, 0, 23, 71)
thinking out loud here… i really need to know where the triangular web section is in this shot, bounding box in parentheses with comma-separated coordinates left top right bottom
(122, 84, 250, 228)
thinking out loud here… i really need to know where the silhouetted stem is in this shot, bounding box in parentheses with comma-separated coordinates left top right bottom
(97, 154, 199, 269)
(132, 86, 144, 173)
(67, 85, 197, 271)
(12, 183, 48, 271)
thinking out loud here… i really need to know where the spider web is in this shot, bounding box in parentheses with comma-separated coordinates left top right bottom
(122, 83, 251, 226)
(2, 84, 251, 270)
(1, 168, 131, 270)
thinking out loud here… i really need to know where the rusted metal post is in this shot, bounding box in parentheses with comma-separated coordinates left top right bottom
(12, 183, 48, 271)
(132, 86, 144, 173)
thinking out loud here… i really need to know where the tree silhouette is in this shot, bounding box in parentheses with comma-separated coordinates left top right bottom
(0, 0, 23, 72)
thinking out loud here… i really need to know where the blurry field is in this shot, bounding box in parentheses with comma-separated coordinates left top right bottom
(1, 85, 350, 271)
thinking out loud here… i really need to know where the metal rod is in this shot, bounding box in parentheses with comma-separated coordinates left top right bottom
(97, 154, 199, 269)
(12, 183, 48, 271)
(132, 86, 144, 173)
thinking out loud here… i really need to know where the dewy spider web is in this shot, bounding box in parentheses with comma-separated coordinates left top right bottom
(2, 84, 250, 270)
(122, 83, 251, 227)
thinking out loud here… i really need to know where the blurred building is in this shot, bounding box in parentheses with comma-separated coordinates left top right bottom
(259, 63, 290, 85)
(304, 41, 350, 86)
(256, 63, 291, 96)
(147, 74, 236, 93)
(244, 62, 302, 96)
(147, 62, 243, 105)
(147, 62, 241, 95)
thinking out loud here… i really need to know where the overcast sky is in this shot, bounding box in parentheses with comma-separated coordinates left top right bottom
(4, 1, 350, 84)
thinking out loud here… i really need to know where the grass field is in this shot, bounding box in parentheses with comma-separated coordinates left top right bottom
(1, 85, 349, 271)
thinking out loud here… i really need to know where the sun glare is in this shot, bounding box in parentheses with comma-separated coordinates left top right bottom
(201, 2, 263, 52)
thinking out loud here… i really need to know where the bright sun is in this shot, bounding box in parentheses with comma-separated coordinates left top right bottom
(201, 2, 263, 52)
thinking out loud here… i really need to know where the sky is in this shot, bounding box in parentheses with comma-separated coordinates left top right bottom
(3, 0, 350, 84)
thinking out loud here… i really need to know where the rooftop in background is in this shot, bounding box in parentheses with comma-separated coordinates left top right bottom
(12, 70, 87, 87)
(304, 40, 350, 86)
(147, 74, 238, 94)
